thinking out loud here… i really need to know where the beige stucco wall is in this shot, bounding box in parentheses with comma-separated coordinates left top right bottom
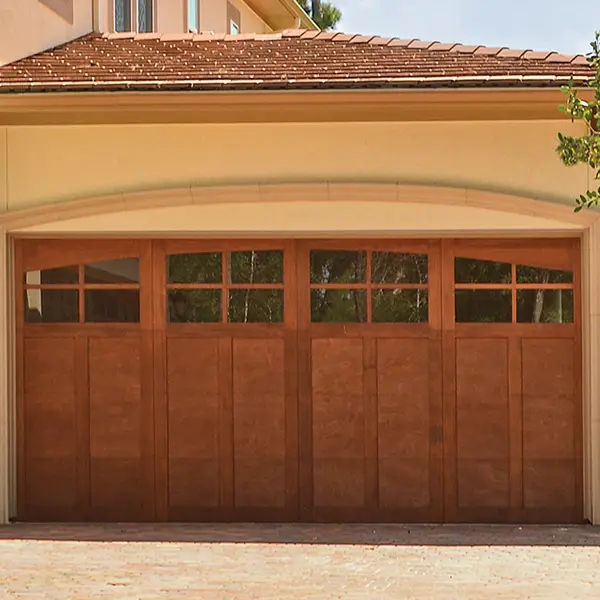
(0, 128, 6, 212)
(156, 0, 185, 33)
(233, 0, 271, 33)
(0, 0, 92, 66)
(2, 120, 588, 213)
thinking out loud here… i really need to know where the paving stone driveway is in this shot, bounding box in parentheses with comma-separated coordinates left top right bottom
(1, 523, 600, 599)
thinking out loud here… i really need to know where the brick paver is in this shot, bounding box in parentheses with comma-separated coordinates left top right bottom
(0, 524, 599, 599)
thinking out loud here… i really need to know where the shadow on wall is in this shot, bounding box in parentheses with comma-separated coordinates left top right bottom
(0, 523, 598, 546)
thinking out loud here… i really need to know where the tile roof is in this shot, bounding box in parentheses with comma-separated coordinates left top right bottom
(0, 30, 593, 93)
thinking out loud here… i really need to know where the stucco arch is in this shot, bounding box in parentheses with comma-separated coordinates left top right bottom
(1, 183, 595, 234)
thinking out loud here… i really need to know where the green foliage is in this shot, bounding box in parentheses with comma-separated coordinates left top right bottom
(557, 31, 600, 211)
(298, 0, 342, 31)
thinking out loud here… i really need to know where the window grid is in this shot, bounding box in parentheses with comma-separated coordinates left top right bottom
(167, 250, 284, 324)
(114, 0, 153, 33)
(454, 257, 575, 324)
(23, 260, 141, 324)
(309, 250, 428, 324)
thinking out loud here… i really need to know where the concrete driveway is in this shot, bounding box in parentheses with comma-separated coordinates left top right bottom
(0, 524, 599, 599)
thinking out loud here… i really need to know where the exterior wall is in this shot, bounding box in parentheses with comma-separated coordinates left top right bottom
(2, 120, 588, 212)
(200, 0, 227, 33)
(231, 0, 271, 33)
(0, 0, 92, 66)
(0, 128, 6, 211)
(157, 0, 184, 33)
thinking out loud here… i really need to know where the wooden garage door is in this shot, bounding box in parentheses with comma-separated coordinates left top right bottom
(16, 238, 582, 523)
(296, 241, 444, 522)
(442, 239, 583, 523)
(17, 240, 155, 521)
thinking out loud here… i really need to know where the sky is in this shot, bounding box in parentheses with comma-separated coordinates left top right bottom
(335, 0, 600, 55)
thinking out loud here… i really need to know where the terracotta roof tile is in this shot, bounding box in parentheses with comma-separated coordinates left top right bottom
(0, 30, 593, 94)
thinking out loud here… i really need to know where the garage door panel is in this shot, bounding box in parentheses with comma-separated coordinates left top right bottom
(169, 459, 220, 508)
(457, 408, 509, 460)
(523, 397, 576, 459)
(89, 337, 142, 458)
(311, 339, 364, 397)
(167, 337, 220, 396)
(458, 460, 509, 508)
(377, 339, 430, 398)
(522, 339, 574, 397)
(378, 406, 429, 458)
(379, 458, 430, 508)
(25, 458, 78, 509)
(312, 395, 364, 459)
(90, 457, 143, 519)
(313, 459, 365, 508)
(24, 337, 77, 458)
(235, 458, 286, 508)
(233, 339, 285, 398)
(234, 403, 286, 458)
(169, 407, 220, 458)
(524, 459, 577, 509)
(456, 338, 509, 408)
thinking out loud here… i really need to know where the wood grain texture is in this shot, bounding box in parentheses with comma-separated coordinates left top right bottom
(88, 336, 144, 520)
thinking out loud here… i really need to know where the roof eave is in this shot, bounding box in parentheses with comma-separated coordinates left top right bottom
(0, 87, 588, 126)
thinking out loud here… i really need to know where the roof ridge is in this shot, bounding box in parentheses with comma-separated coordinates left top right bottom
(99, 29, 590, 65)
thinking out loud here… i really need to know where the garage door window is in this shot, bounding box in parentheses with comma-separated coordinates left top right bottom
(455, 258, 574, 323)
(167, 250, 284, 323)
(23, 258, 140, 323)
(310, 250, 428, 323)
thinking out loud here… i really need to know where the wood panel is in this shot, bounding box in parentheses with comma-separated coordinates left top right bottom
(377, 338, 431, 511)
(167, 337, 221, 512)
(522, 338, 578, 516)
(312, 338, 365, 511)
(88, 336, 146, 521)
(455, 338, 510, 514)
(22, 336, 79, 520)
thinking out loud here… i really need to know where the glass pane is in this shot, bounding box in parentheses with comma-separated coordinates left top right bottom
(24, 289, 78, 323)
(311, 289, 367, 322)
(114, 0, 131, 32)
(85, 258, 139, 284)
(24, 265, 78, 285)
(455, 290, 512, 323)
(84, 290, 140, 323)
(229, 251, 283, 284)
(310, 251, 367, 284)
(372, 252, 428, 284)
(228, 290, 283, 323)
(517, 290, 574, 323)
(187, 0, 199, 31)
(138, 0, 153, 32)
(168, 290, 221, 323)
(372, 290, 428, 323)
(516, 265, 573, 285)
(230, 20, 240, 34)
(455, 258, 512, 284)
(167, 253, 222, 284)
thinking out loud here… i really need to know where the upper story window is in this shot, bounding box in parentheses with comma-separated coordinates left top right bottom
(114, 0, 154, 33)
(187, 0, 200, 33)
(227, 2, 241, 34)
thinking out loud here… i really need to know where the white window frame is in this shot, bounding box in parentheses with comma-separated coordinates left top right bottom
(113, 0, 155, 33)
(186, 0, 201, 33)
